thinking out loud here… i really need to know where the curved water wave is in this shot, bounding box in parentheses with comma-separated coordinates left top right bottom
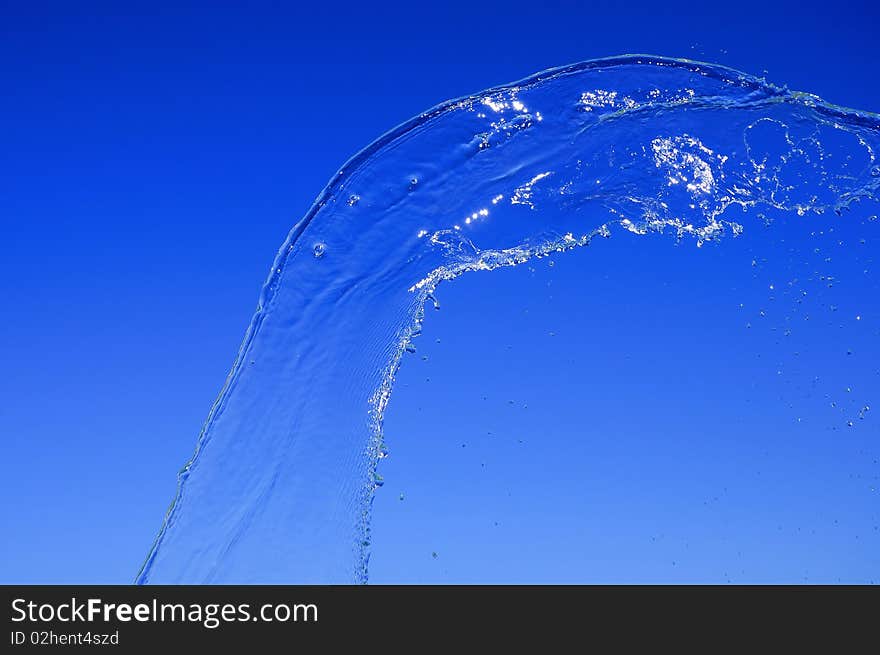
(138, 55, 880, 583)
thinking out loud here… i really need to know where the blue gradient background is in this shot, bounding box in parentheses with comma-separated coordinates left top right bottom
(2, 1, 878, 583)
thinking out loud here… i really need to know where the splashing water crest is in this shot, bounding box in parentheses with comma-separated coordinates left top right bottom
(137, 56, 880, 584)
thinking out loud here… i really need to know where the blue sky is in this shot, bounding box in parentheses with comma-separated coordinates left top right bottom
(1, 1, 878, 583)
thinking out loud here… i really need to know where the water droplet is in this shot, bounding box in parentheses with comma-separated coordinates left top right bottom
(313, 242, 326, 258)
(347, 194, 360, 206)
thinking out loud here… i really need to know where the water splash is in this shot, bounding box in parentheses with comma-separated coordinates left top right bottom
(138, 55, 880, 584)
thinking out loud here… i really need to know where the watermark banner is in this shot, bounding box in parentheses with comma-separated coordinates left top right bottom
(2, 585, 875, 650)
